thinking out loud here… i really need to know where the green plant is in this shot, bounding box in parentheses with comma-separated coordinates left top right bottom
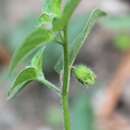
(8, 0, 106, 130)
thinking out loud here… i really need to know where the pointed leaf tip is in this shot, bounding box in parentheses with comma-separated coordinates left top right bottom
(70, 8, 107, 65)
(8, 67, 37, 100)
(55, 9, 107, 73)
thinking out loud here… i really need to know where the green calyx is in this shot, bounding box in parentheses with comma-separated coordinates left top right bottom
(73, 65, 96, 86)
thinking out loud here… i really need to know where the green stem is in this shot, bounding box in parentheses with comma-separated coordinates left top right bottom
(62, 26, 71, 130)
(39, 78, 61, 95)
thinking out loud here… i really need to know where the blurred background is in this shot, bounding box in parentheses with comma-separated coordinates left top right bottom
(1, 0, 130, 130)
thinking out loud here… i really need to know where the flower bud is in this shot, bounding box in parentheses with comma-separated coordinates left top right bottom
(73, 65, 96, 86)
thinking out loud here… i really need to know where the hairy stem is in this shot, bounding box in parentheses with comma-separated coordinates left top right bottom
(62, 26, 71, 130)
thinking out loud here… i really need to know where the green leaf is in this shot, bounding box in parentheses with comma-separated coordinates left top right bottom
(10, 28, 54, 73)
(39, 0, 62, 27)
(55, 9, 106, 73)
(8, 67, 37, 99)
(53, 0, 81, 31)
(63, 0, 80, 23)
(70, 9, 106, 65)
(31, 47, 45, 74)
(43, 0, 62, 17)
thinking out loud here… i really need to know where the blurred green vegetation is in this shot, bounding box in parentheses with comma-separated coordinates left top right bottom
(71, 95, 95, 130)
(102, 16, 130, 30)
(114, 34, 130, 52)
(101, 15, 130, 52)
